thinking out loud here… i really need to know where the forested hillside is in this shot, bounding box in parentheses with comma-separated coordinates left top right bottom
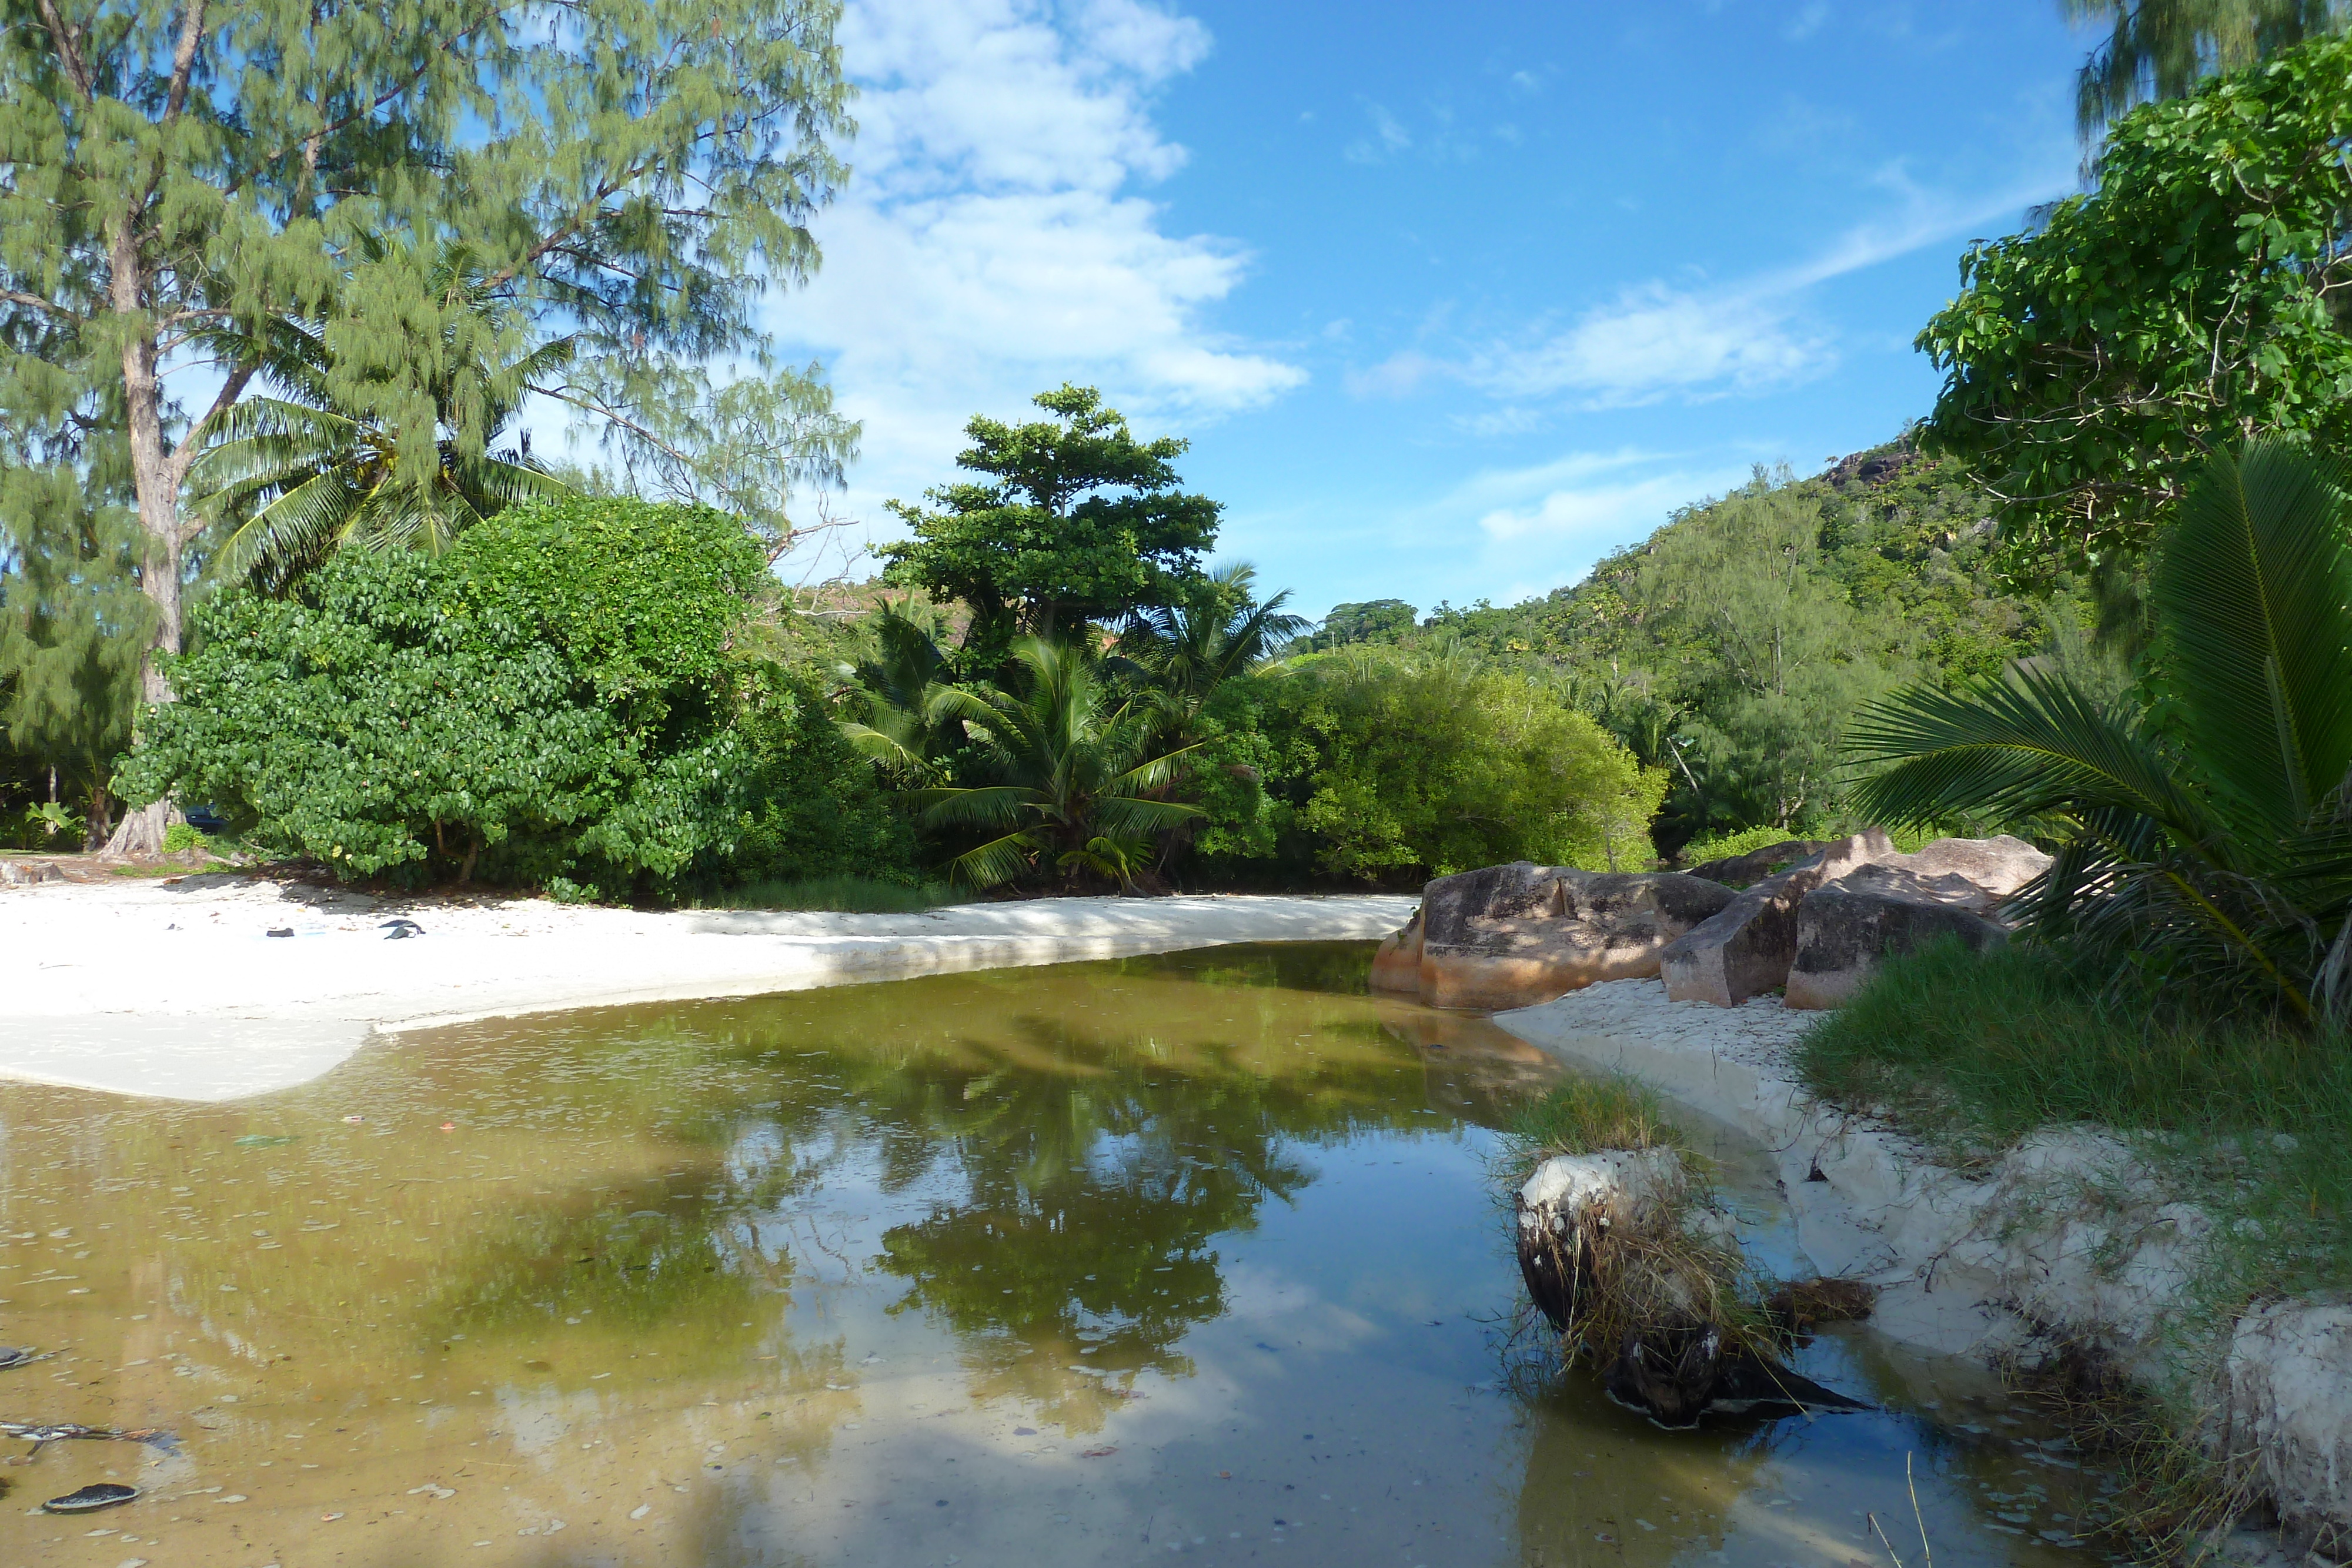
(1292, 443, 2088, 857)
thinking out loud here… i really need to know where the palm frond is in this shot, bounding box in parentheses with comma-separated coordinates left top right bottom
(944, 828, 1048, 890)
(2154, 441, 2352, 837)
(1091, 795, 1206, 837)
(1847, 666, 2230, 861)
(909, 784, 1040, 833)
(212, 468, 367, 587)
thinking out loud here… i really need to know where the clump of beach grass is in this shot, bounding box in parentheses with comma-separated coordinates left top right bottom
(1502, 1074, 1835, 1426)
(1501, 1074, 1693, 1186)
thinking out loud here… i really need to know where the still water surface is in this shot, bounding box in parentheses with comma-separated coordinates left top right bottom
(0, 943, 2105, 1566)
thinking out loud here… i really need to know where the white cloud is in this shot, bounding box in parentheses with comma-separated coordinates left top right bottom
(759, 0, 1301, 547)
(1353, 163, 2070, 415)
(1785, 1, 1831, 41)
(1344, 101, 1414, 164)
(1412, 447, 1753, 575)
(1475, 469, 1735, 544)
(1465, 283, 1832, 406)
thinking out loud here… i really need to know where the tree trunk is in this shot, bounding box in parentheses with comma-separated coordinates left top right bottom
(103, 214, 182, 859)
(82, 784, 113, 852)
(102, 800, 182, 859)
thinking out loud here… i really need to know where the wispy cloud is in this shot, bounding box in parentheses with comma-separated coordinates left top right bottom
(1465, 283, 1832, 406)
(1785, 1, 1831, 41)
(1353, 163, 2069, 413)
(1344, 101, 1413, 164)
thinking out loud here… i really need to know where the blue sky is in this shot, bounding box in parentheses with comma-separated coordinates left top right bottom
(758, 0, 2089, 621)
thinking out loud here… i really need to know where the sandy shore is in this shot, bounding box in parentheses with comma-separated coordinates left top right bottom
(0, 872, 1417, 1101)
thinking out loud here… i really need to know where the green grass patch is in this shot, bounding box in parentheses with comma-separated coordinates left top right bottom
(696, 874, 962, 915)
(1676, 823, 1807, 867)
(1795, 941, 2352, 1303)
(1508, 1075, 1688, 1160)
(1498, 1074, 1704, 1193)
(1795, 937, 2352, 1175)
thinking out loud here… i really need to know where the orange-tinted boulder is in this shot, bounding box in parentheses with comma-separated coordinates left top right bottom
(1371, 862, 1738, 1011)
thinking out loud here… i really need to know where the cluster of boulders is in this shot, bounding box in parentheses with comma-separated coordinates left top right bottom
(1369, 829, 2051, 1012)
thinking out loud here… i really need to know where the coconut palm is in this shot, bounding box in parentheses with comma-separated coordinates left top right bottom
(835, 604, 966, 784)
(1846, 442, 2352, 1025)
(188, 243, 572, 591)
(911, 636, 1203, 890)
(1115, 562, 1309, 724)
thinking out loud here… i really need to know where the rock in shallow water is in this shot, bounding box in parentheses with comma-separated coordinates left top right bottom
(1515, 1149, 1872, 1429)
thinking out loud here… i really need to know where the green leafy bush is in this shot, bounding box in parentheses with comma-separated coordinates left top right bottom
(1194, 650, 1667, 885)
(118, 497, 909, 899)
(161, 821, 211, 855)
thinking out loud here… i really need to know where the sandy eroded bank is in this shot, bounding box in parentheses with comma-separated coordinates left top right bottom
(0, 874, 1417, 1101)
(1494, 978, 2352, 1550)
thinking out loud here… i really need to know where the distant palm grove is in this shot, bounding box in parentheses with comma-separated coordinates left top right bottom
(1, 0, 2348, 1007)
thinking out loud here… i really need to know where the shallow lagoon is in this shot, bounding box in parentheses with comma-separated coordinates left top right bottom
(0, 942, 2104, 1566)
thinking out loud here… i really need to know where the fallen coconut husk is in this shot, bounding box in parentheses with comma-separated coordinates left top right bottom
(1508, 1080, 1871, 1429)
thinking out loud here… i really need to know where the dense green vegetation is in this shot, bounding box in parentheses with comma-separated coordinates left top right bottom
(6, 0, 2346, 924)
(1277, 452, 2079, 853)
(1919, 29, 2352, 578)
(1850, 442, 2352, 1028)
(834, 388, 1669, 891)
(113, 497, 913, 899)
(0, 0, 858, 851)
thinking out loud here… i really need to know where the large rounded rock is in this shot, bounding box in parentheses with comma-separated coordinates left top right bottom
(1369, 862, 1736, 1010)
(1783, 836, 2052, 1010)
(1659, 831, 1893, 1008)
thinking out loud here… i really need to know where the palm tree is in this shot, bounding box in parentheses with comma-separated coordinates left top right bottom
(911, 637, 1203, 891)
(834, 604, 966, 784)
(187, 242, 572, 590)
(1846, 442, 2352, 1025)
(1115, 562, 1309, 726)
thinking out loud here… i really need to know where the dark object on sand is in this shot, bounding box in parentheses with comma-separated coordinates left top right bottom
(0, 1348, 34, 1370)
(1603, 1325, 1873, 1429)
(41, 1482, 138, 1513)
(266, 927, 293, 938)
(380, 918, 425, 940)
(1766, 1276, 1879, 1332)
(1, 1419, 174, 1457)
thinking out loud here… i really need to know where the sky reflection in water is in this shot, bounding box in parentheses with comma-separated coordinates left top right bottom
(0, 943, 2107, 1566)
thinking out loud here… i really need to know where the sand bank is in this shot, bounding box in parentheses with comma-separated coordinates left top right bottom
(1494, 978, 2352, 1547)
(0, 874, 1416, 1101)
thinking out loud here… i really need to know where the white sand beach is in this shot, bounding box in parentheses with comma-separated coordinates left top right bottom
(0, 873, 1417, 1101)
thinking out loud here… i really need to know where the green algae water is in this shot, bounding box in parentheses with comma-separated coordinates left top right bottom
(0, 943, 2109, 1566)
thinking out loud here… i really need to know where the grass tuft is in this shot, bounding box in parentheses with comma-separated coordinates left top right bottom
(697, 875, 963, 915)
(1502, 1075, 1690, 1187)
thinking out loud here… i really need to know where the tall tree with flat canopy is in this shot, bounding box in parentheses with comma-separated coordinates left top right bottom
(0, 0, 851, 850)
(878, 385, 1222, 671)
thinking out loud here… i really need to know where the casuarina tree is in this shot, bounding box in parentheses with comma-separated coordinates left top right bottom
(0, 0, 851, 849)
